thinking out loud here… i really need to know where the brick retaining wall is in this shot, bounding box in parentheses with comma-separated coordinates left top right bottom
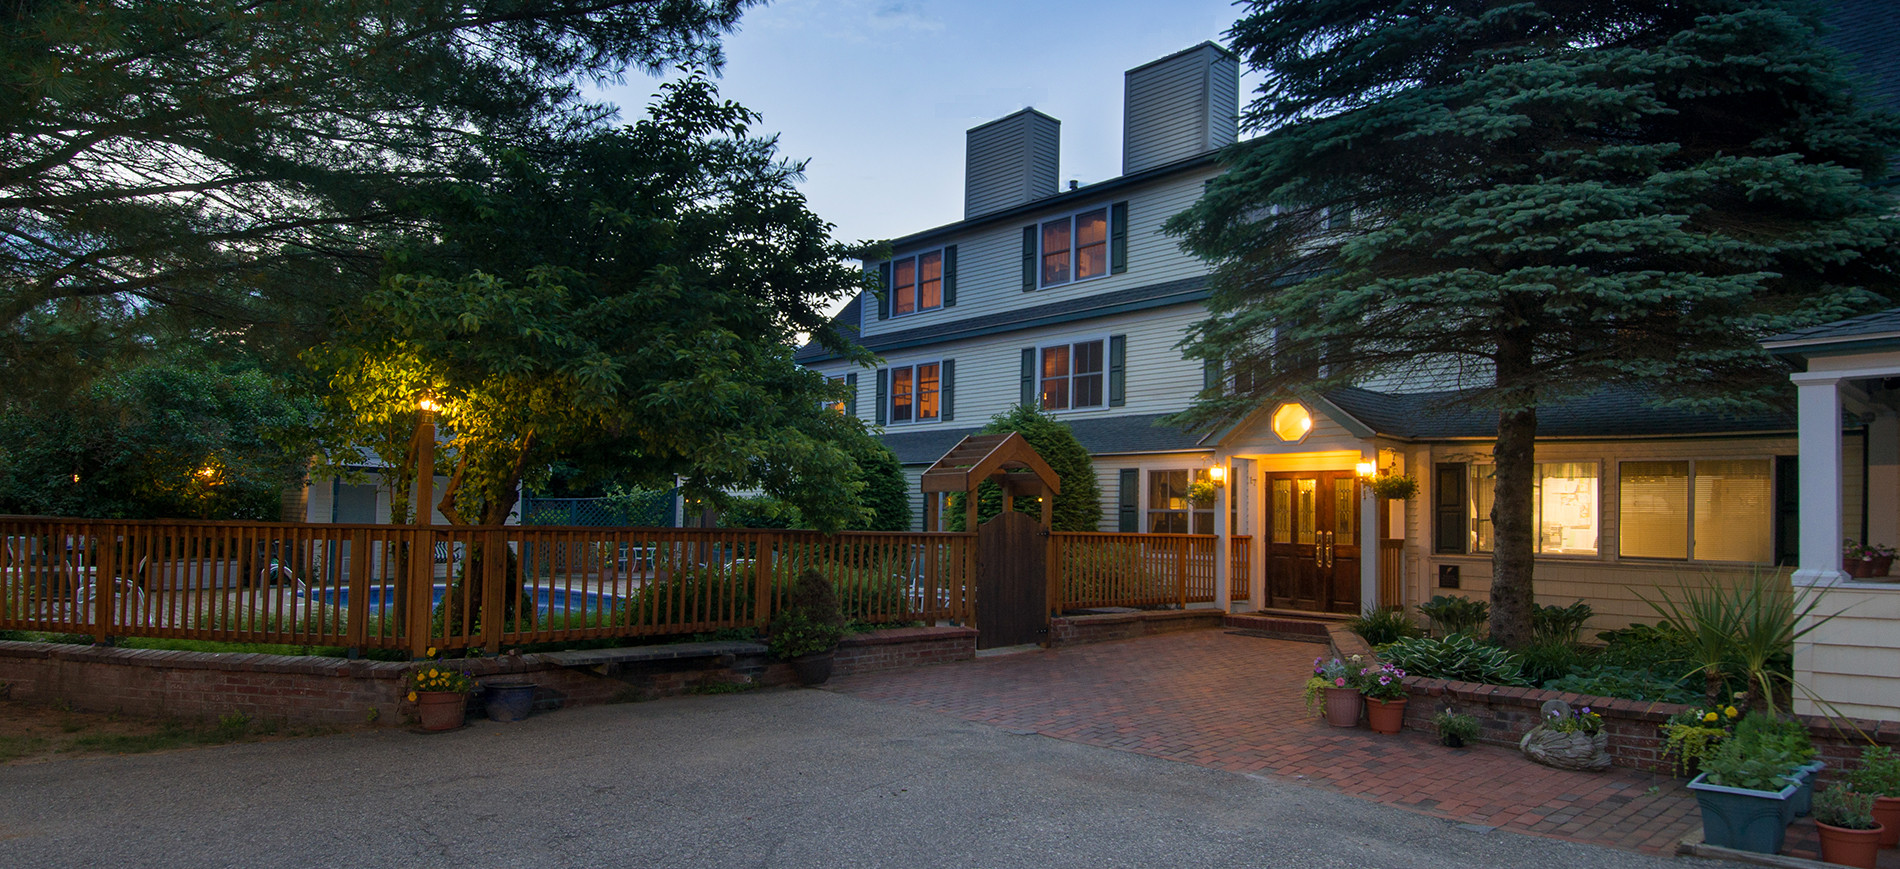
(1048, 610, 1225, 646)
(0, 625, 976, 727)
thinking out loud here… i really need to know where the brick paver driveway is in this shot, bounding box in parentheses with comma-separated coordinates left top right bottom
(829, 629, 1701, 855)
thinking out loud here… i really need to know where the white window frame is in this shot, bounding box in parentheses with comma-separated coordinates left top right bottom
(1036, 335, 1108, 413)
(1037, 206, 1112, 289)
(1146, 468, 1218, 535)
(886, 359, 943, 425)
(889, 248, 946, 318)
(1463, 461, 1603, 559)
(1614, 455, 1777, 565)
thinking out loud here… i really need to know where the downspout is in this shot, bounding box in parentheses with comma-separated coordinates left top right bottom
(1862, 425, 1871, 546)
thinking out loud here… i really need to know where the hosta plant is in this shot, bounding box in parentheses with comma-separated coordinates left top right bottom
(1377, 634, 1529, 686)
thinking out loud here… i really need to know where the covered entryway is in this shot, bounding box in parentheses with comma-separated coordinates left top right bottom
(920, 433, 1062, 649)
(1261, 470, 1360, 614)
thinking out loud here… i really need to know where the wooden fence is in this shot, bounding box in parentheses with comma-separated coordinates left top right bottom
(1052, 533, 1251, 610)
(0, 517, 974, 654)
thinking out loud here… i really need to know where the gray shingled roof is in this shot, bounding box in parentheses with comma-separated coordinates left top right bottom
(1763, 307, 1900, 347)
(794, 276, 1209, 364)
(1322, 386, 1794, 440)
(880, 412, 1209, 465)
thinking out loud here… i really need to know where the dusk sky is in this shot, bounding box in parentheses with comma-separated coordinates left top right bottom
(595, 0, 1260, 250)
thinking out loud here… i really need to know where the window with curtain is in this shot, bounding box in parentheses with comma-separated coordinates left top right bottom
(1618, 459, 1771, 562)
(1147, 469, 1213, 534)
(1464, 462, 1600, 556)
(1039, 339, 1105, 411)
(1040, 207, 1111, 288)
(887, 362, 940, 424)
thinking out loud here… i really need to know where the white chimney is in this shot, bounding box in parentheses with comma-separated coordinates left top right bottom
(1122, 42, 1240, 176)
(964, 108, 1060, 220)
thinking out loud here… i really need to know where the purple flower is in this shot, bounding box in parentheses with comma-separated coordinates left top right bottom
(1334, 677, 1346, 687)
(1581, 707, 1592, 715)
(1378, 675, 1391, 685)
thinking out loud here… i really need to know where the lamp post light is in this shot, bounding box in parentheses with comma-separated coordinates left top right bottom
(414, 396, 437, 527)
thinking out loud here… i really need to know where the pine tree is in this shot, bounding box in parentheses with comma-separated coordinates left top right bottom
(1169, 0, 1900, 646)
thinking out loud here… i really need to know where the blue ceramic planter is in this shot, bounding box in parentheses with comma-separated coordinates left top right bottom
(1688, 773, 1799, 854)
(482, 681, 537, 722)
(1790, 761, 1825, 818)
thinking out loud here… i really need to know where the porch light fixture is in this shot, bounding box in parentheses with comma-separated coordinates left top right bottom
(1269, 402, 1313, 443)
(1207, 465, 1227, 485)
(1356, 461, 1376, 478)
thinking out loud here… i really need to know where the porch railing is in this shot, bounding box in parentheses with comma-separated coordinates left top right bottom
(0, 516, 974, 654)
(1052, 533, 1252, 611)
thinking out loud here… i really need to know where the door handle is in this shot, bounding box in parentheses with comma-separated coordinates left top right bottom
(1326, 532, 1335, 568)
(1314, 536, 1324, 567)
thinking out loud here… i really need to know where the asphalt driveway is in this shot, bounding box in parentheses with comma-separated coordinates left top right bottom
(0, 687, 1734, 869)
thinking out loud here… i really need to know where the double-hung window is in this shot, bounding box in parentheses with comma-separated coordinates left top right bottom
(1148, 470, 1215, 534)
(1040, 207, 1109, 288)
(891, 250, 944, 317)
(1039, 339, 1105, 411)
(1439, 462, 1600, 556)
(889, 362, 941, 424)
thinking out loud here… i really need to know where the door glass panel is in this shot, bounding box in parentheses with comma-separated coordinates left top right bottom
(1272, 480, 1291, 543)
(1296, 479, 1316, 545)
(1335, 478, 1354, 537)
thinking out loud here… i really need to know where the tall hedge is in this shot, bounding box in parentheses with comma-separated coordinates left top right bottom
(947, 405, 1100, 532)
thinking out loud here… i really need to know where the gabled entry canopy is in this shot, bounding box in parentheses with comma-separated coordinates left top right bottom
(920, 432, 1061, 531)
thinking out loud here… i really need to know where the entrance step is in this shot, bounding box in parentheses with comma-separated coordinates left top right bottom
(1223, 611, 1344, 643)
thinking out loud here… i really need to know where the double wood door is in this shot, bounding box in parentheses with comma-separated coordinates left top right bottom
(1264, 471, 1361, 614)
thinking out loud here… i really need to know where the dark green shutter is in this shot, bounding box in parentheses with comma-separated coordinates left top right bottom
(1203, 359, 1221, 393)
(942, 246, 957, 308)
(1433, 463, 1466, 554)
(1020, 348, 1036, 407)
(874, 369, 889, 426)
(844, 372, 858, 418)
(1110, 201, 1128, 274)
(1021, 225, 1036, 290)
(940, 359, 955, 422)
(1108, 335, 1126, 407)
(1118, 469, 1140, 532)
(876, 261, 891, 320)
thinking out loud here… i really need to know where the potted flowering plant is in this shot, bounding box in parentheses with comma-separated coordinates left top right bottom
(1433, 708, 1479, 748)
(1521, 700, 1609, 771)
(1687, 712, 1810, 854)
(1847, 745, 1900, 848)
(1813, 786, 1884, 869)
(1185, 478, 1220, 507)
(403, 651, 477, 732)
(1366, 475, 1419, 501)
(1662, 704, 1739, 777)
(1355, 661, 1408, 734)
(1309, 656, 1365, 727)
(1842, 539, 1895, 579)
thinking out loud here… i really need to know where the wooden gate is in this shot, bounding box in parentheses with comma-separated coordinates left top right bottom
(976, 510, 1048, 649)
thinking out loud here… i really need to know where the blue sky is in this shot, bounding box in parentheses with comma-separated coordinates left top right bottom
(594, 0, 1257, 247)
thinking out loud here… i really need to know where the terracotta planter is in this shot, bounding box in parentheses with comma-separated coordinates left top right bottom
(1873, 796, 1900, 848)
(415, 690, 467, 731)
(1365, 697, 1407, 734)
(1323, 687, 1362, 728)
(1817, 821, 1884, 869)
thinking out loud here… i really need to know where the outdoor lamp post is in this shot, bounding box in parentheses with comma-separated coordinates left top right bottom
(414, 396, 438, 527)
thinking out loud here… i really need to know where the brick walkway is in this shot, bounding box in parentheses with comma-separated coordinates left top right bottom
(828, 629, 1701, 855)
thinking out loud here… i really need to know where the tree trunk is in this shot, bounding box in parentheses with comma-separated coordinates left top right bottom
(1490, 332, 1539, 650)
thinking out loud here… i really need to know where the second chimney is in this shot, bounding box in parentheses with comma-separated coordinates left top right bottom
(964, 108, 1060, 220)
(1123, 42, 1240, 176)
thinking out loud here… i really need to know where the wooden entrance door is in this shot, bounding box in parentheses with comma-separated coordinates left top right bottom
(1263, 471, 1361, 614)
(975, 510, 1048, 649)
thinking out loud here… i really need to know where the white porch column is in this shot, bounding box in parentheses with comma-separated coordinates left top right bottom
(1792, 373, 1848, 587)
(1360, 457, 1379, 614)
(1244, 459, 1266, 613)
(1214, 459, 1231, 613)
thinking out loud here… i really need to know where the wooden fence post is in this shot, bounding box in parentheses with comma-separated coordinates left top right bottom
(1177, 536, 1188, 610)
(754, 532, 774, 632)
(346, 529, 369, 650)
(407, 528, 432, 657)
(92, 524, 117, 644)
(482, 528, 505, 655)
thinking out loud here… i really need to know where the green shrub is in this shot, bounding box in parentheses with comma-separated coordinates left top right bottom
(1348, 607, 1423, 645)
(768, 570, 845, 659)
(1377, 634, 1528, 686)
(1814, 786, 1878, 830)
(1849, 746, 1900, 797)
(1519, 640, 1589, 686)
(1542, 666, 1701, 705)
(1416, 595, 1489, 637)
(1432, 708, 1480, 742)
(1531, 601, 1593, 645)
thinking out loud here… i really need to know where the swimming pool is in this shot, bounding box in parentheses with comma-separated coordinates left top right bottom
(304, 585, 624, 616)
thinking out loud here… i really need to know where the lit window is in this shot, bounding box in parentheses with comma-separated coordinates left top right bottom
(1619, 460, 1770, 562)
(1039, 340, 1104, 411)
(888, 362, 940, 424)
(1148, 469, 1215, 534)
(1269, 402, 1312, 442)
(1463, 462, 1600, 556)
(1040, 207, 1110, 288)
(890, 250, 945, 317)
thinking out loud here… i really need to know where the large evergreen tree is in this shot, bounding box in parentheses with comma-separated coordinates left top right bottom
(947, 405, 1103, 532)
(1170, 0, 1900, 646)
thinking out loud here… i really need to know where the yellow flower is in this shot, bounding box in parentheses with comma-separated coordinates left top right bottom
(1703, 712, 1718, 723)
(407, 691, 418, 702)
(1724, 706, 1739, 718)
(426, 647, 437, 657)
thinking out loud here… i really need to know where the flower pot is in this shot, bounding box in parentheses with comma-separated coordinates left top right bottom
(1875, 554, 1895, 577)
(1687, 772, 1798, 854)
(1790, 761, 1826, 817)
(1364, 697, 1407, 734)
(1323, 687, 1362, 728)
(1817, 821, 1884, 869)
(1874, 796, 1900, 848)
(482, 681, 537, 723)
(1441, 733, 1466, 748)
(791, 651, 835, 686)
(414, 690, 467, 731)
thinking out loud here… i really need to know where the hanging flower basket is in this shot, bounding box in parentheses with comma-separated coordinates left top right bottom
(1366, 475, 1419, 500)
